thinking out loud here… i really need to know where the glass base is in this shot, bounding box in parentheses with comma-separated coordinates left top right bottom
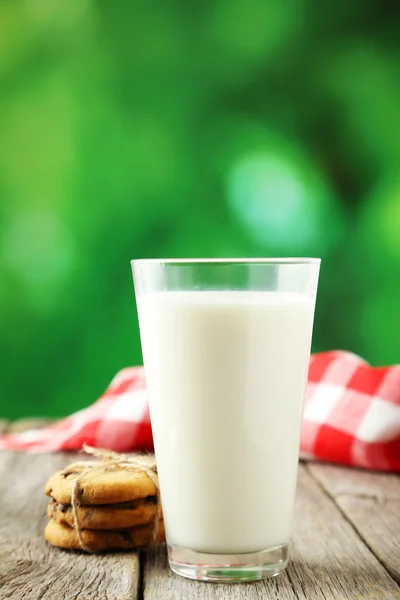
(168, 543, 289, 582)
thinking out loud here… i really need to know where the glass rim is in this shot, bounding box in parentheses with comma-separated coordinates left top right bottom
(131, 257, 321, 267)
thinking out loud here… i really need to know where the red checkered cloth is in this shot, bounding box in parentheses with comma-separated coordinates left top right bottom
(1, 351, 399, 471)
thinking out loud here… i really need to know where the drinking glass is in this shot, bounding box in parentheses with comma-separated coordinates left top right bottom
(132, 258, 320, 582)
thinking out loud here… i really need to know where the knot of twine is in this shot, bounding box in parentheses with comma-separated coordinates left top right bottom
(67, 444, 161, 553)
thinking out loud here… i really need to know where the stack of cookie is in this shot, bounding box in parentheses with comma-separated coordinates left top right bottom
(44, 461, 164, 552)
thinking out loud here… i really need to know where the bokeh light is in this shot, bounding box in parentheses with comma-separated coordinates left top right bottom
(227, 148, 341, 254)
(0, 0, 398, 420)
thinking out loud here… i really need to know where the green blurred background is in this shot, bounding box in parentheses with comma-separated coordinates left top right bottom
(0, 0, 399, 420)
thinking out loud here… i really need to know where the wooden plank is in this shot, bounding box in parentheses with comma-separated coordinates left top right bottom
(308, 462, 400, 584)
(143, 464, 400, 599)
(143, 546, 296, 600)
(0, 451, 140, 600)
(289, 465, 399, 599)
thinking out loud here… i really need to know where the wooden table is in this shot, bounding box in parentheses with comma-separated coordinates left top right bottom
(0, 450, 399, 600)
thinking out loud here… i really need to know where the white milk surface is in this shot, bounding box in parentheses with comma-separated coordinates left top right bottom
(137, 291, 315, 553)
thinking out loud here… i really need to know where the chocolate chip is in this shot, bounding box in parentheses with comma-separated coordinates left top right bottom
(120, 531, 133, 545)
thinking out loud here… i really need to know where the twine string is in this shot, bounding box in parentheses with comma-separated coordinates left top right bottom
(68, 445, 161, 553)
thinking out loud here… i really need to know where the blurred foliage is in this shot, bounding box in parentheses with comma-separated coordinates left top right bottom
(0, 0, 399, 419)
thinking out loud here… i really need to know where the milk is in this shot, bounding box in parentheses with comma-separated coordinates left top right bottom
(137, 291, 315, 554)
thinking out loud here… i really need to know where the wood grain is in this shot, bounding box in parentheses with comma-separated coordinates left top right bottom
(308, 462, 400, 585)
(143, 464, 400, 599)
(143, 545, 296, 600)
(0, 451, 140, 600)
(1, 452, 399, 600)
(289, 465, 399, 599)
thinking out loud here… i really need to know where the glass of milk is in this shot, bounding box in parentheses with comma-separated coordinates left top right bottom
(132, 258, 320, 582)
